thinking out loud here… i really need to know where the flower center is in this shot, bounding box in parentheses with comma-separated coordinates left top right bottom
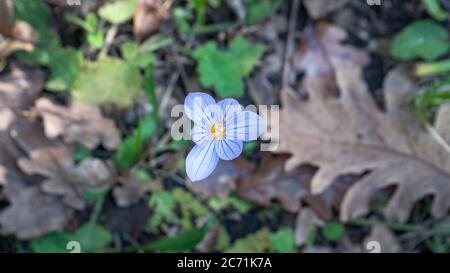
(210, 122, 226, 140)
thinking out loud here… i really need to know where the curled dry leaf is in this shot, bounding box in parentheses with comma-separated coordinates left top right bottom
(363, 224, 400, 253)
(236, 153, 356, 219)
(35, 98, 121, 150)
(303, 0, 350, 19)
(113, 168, 152, 207)
(274, 23, 450, 222)
(0, 0, 37, 58)
(133, 0, 168, 42)
(187, 159, 256, 199)
(0, 65, 44, 110)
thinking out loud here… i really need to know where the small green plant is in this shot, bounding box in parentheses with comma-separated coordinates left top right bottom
(414, 76, 450, 123)
(192, 35, 265, 97)
(65, 12, 105, 49)
(114, 115, 157, 169)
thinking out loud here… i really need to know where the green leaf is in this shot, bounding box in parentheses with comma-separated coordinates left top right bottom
(148, 190, 176, 230)
(85, 13, 99, 32)
(13, 0, 51, 39)
(30, 232, 72, 253)
(245, 0, 282, 24)
(173, 7, 193, 33)
(87, 31, 104, 49)
(73, 56, 142, 106)
(193, 42, 243, 97)
(422, 0, 448, 21)
(166, 139, 190, 150)
(209, 196, 252, 214)
(72, 224, 112, 252)
(114, 136, 140, 169)
(321, 222, 345, 242)
(140, 35, 173, 53)
(73, 144, 92, 161)
(144, 65, 160, 121)
(139, 115, 157, 142)
(172, 188, 209, 230)
(98, 0, 138, 25)
(269, 228, 295, 253)
(192, 36, 264, 97)
(142, 227, 208, 252)
(114, 115, 156, 169)
(415, 59, 450, 77)
(46, 47, 83, 91)
(229, 36, 265, 76)
(121, 41, 140, 61)
(83, 187, 109, 202)
(390, 20, 450, 61)
(226, 228, 272, 253)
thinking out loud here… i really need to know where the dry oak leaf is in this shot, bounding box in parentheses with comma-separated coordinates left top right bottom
(0, 65, 44, 110)
(275, 33, 450, 224)
(0, 183, 74, 240)
(236, 153, 356, 219)
(35, 97, 121, 150)
(0, 110, 73, 239)
(18, 145, 115, 210)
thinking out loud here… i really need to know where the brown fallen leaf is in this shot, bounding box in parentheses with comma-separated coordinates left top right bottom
(0, 183, 74, 240)
(187, 159, 256, 199)
(7, 115, 115, 210)
(363, 224, 400, 253)
(294, 208, 323, 247)
(0, 0, 37, 58)
(133, 0, 168, 42)
(303, 0, 350, 19)
(0, 65, 44, 110)
(274, 23, 450, 222)
(35, 98, 121, 150)
(292, 23, 369, 96)
(236, 153, 356, 219)
(18, 145, 115, 210)
(0, 110, 73, 239)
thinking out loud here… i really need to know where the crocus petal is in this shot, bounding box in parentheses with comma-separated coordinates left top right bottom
(225, 111, 266, 141)
(185, 140, 219, 182)
(214, 138, 243, 160)
(191, 125, 211, 146)
(217, 98, 242, 123)
(184, 92, 216, 125)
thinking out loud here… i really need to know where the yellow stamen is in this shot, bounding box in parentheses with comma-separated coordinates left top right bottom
(210, 122, 226, 140)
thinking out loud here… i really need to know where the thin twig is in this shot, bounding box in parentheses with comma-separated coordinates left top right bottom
(160, 72, 179, 114)
(424, 121, 450, 155)
(99, 25, 118, 57)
